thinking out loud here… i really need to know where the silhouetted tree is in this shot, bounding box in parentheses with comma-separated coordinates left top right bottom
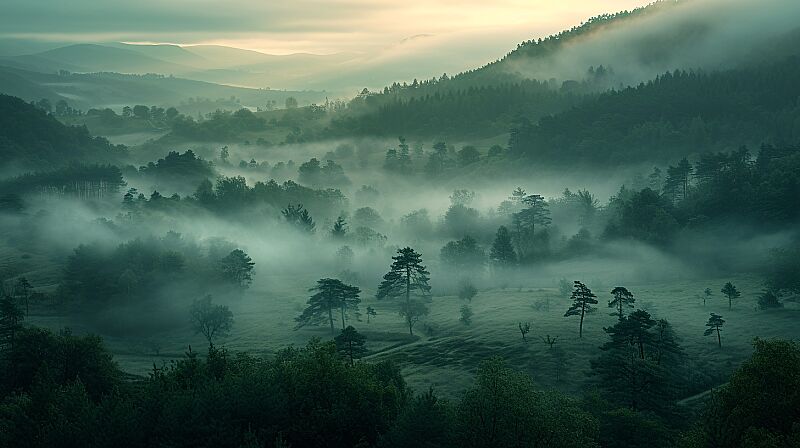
(565, 281, 598, 338)
(458, 280, 478, 302)
(190, 295, 234, 347)
(721, 282, 740, 310)
(366, 306, 377, 323)
(218, 249, 255, 289)
(518, 322, 531, 342)
(608, 286, 635, 319)
(331, 216, 348, 238)
(459, 304, 473, 325)
(335, 325, 367, 365)
(376, 247, 431, 335)
(489, 226, 516, 266)
(282, 203, 316, 233)
(296, 278, 361, 335)
(703, 287, 713, 306)
(704, 313, 725, 347)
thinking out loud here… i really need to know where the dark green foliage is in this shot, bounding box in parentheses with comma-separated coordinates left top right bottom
(282, 203, 316, 233)
(591, 312, 686, 417)
(604, 188, 678, 246)
(0, 337, 408, 448)
(764, 238, 800, 295)
(331, 216, 348, 238)
(455, 357, 599, 447)
(218, 249, 255, 289)
(757, 289, 783, 310)
(440, 236, 485, 271)
(334, 325, 367, 365)
(376, 247, 431, 335)
(136, 150, 215, 188)
(60, 234, 252, 310)
(382, 388, 455, 448)
(704, 313, 725, 348)
(564, 281, 598, 338)
(489, 226, 516, 266)
(0, 94, 125, 169)
(189, 295, 234, 347)
(608, 287, 635, 319)
(694, 339, 800, 447)
(509, 58, 800, 166)
(0, 163, 125, 199)
(720, 282, 740, 310)
(169, 108, 265, 140)
(296, 278, 361, 335)
(298, 157, 350, 187)
(0, 326, 118, 400)
(0, 296, 24, 357)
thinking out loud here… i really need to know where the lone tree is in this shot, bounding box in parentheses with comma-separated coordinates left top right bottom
(489, 226, 516, 266)
(218, 249, 255, 289)
(518, 322, 531, 342)
(703, 287, 713, 306)
(564, 281, 598, 338)
(189, 295, 234, 347)
(331, 216, 348, 238)
(540, 334, 558, 349)
(721, 282, 741, 310)
(704, 313, 725, 347)
(334, 325, 367, 365)
(608, 286, 635, 319)
(366, 306, 377, 323)
(376, 247, 431, 335)
(296, 278, 361, 335)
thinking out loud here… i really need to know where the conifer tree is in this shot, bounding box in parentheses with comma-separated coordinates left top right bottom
(335, 325, 367, 365)
(608, 286, 635, 319)
(489, 226, 516, 266)
(296, 278, 361, 335)
(564, 281, 598, 338)
(721, 282, 740, 310)
(376, 247, 431, 335)
(704, 313, 725, 347)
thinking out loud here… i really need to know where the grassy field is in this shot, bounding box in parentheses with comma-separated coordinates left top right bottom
(24, 271, 799, 400)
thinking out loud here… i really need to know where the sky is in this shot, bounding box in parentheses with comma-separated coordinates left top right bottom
(2, 0, 653, 55)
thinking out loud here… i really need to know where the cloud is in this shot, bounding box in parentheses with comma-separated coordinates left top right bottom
(1, 0, 652, 54)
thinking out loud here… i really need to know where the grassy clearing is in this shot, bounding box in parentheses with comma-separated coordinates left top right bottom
(25, 271, 800, 400)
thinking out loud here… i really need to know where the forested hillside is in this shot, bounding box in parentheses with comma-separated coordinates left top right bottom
(0, 95, 126, 170)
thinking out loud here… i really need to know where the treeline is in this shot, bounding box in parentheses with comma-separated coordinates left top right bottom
(510, 57, 800, 165)
(0, 95, 126, 169)
(60, 232, 254, 306)
(122, 176, 347, 223)
(0, 164, 125, 201)
(0, 307, 797, 448)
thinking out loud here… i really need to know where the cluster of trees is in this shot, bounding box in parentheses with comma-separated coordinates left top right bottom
(297, 157, 350, 187)
(129, 150, 216, 191)
(120, 176, 347, 224)
(0, 164, 125, 203)
(59, 232, 255, 308)
(169, 108, 266, 141)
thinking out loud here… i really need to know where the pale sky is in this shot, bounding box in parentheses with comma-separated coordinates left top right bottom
(2, 0, 653, 54)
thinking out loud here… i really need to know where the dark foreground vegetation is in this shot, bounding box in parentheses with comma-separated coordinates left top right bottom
(1, 294, 799, 448)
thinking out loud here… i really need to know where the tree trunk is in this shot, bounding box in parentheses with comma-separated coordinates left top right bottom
(340, 304, 346, 330)
(579, 302, 585, 338)
(406, 265, 412, 335)
(328, 307, 335, 335)
(717, 329, 721, 348)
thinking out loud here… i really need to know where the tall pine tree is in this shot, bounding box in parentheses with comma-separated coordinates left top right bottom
(564, 281, 597, 338)
(376, 247, 431, 335)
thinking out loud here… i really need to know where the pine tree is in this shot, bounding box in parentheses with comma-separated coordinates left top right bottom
(334, 325, 367, 365)
(376, 247, 431, 335)
(489, 226, 516, 266)
(296, 278, 361, 335)
(282, 203, 316, 233)
(331, 216, 348, 238)
(564, 281, 598, 338)
(704, 313, 725, 347)
(721, 282, 740, 310)
(608, 286, 635, 319)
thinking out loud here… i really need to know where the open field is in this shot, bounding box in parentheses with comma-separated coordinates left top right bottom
(26, 272, 799, 399)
